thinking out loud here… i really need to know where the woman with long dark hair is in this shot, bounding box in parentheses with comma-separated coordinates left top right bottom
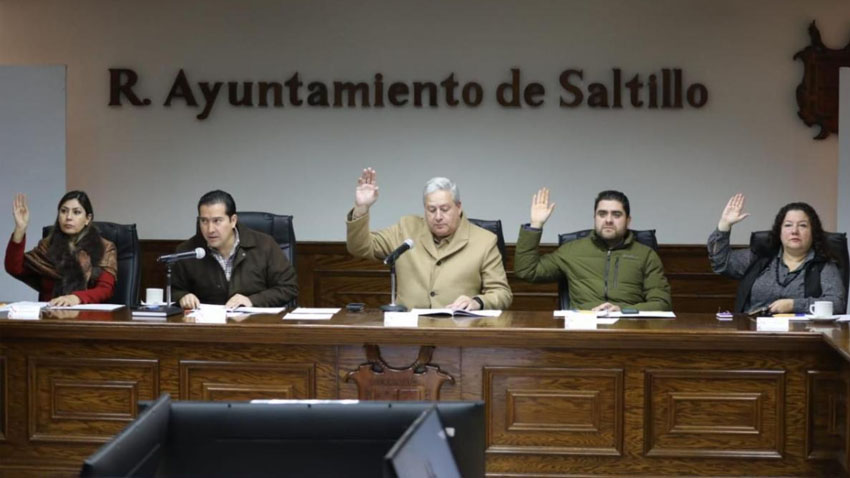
(708, 193, 846, 314)
(5, 191, 117, 305)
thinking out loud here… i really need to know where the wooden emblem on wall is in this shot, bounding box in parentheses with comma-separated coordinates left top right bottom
(794, 21, 850, 139)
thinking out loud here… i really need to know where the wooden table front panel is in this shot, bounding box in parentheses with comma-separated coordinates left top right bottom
(464, 347, 843, 477)
(0, 338, 340, 478)
(2, 311, 850, 478)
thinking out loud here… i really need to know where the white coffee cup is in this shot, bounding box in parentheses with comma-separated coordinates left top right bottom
(145, 288, 164, 305)
(809, 301, 834, 318)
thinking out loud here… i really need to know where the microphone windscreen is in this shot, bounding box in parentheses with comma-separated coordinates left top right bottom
(195, 247, 206, 259)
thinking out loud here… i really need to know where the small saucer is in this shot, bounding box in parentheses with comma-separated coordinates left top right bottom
(140, 301, 167, 308)
(806, 315, 838, 322)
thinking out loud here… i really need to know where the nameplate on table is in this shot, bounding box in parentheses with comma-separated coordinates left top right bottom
(556, 311, 619, 327)
(188, 305, 227, 324)
(756, 316, 790, 332)
(384, 312, 419, 328)
(563, 314, 598, 330)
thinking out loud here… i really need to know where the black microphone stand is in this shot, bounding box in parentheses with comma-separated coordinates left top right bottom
(134, 262, 183, 316)
(380, 261, 407, 312)
(160, 263, 184, 316)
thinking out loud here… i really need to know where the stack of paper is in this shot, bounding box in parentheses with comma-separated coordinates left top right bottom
(410, 308, 502, 318)
(283, 307, 340, 320)
(51, 304, 125, 311)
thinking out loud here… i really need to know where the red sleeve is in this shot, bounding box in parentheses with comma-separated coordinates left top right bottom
(5, 233, 29, 276)
(71, 271, 116, 304)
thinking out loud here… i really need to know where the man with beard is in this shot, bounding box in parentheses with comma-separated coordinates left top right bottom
(514, 188, 671, 312)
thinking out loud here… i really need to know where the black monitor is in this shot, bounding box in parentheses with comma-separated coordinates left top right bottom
(384, 406, 462, 478)
(80, 396, 485, 478)
(80, 393, 170, 478)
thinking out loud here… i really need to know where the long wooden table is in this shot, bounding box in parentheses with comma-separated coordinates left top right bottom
(1, 309, 848, 477)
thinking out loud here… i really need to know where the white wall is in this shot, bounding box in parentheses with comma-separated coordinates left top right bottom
(1, 0, 847, 244)
(0, 66, 66, 299)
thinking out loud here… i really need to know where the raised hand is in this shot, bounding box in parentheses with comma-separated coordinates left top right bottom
(530, 187, 556, 228)
(353, 168, 379, 218)
(718, 193, 749, 231)
(12, 193, 29, 243)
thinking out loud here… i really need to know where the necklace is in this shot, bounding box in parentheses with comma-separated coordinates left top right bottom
(775, 256, 805, 288)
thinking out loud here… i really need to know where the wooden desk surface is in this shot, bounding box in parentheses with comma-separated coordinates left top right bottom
(1, 309, 848, 477)
(0, 308, 836, 350)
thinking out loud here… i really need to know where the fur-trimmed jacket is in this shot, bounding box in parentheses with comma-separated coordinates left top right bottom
(5, 227, 117, 303)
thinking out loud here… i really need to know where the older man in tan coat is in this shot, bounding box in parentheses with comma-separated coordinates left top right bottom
(346, 168, 512, 310)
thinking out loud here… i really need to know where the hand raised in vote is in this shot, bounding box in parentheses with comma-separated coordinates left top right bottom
(718, 193, 749, 232)
(530, 187, 556, 229)
(12, 193, 29, 242)
(352, 168, 379, 219)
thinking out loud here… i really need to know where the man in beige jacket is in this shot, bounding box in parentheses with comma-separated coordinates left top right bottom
(346, 168, 512, 310)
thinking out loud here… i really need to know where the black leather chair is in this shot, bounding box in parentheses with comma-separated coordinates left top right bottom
(237, 211, 297, 307)
(749, 230, 849, 313)
(556, 229, 658, 310)
(468, 218, 507, 268)
(42, 222, 141, 307)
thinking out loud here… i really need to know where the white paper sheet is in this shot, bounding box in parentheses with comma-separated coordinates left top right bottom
(49, 304, 125, 311)
(292, 307, 341, 314)
(554, 310, 675, 318)
(283, 313, 334, 320)
(230, 306, 286, 314)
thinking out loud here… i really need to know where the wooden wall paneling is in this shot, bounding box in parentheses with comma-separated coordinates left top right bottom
(27, 357, 159, 443)
(806, 370, 846, 461)
(0, 355, 5, 442)
(643, 369, 785, 459)
(484, 366, 624, 456)
(139, 240, 740, 311)
(0, 466, 82, 478)
(178, 360, 316, 401)
(165, 342, 338, 401)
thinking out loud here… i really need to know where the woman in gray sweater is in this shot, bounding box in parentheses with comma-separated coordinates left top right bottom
(708, 194, 846, 315)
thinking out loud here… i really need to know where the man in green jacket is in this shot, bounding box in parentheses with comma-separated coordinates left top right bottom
(514, 188, 671, 312)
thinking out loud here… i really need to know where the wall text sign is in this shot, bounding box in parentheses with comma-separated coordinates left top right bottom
(109, 67, 709, 121)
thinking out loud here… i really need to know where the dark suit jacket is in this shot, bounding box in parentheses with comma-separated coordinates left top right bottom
(171, 224, 298, 307)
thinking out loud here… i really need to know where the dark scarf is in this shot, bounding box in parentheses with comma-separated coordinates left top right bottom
(24, 225, 118, 296)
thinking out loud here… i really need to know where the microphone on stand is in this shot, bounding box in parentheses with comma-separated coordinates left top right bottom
(135, 248, 207, 317)
(157, 248, 206, 263)
(383, 239, 414, 265)
(381, 239, 414, 312)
